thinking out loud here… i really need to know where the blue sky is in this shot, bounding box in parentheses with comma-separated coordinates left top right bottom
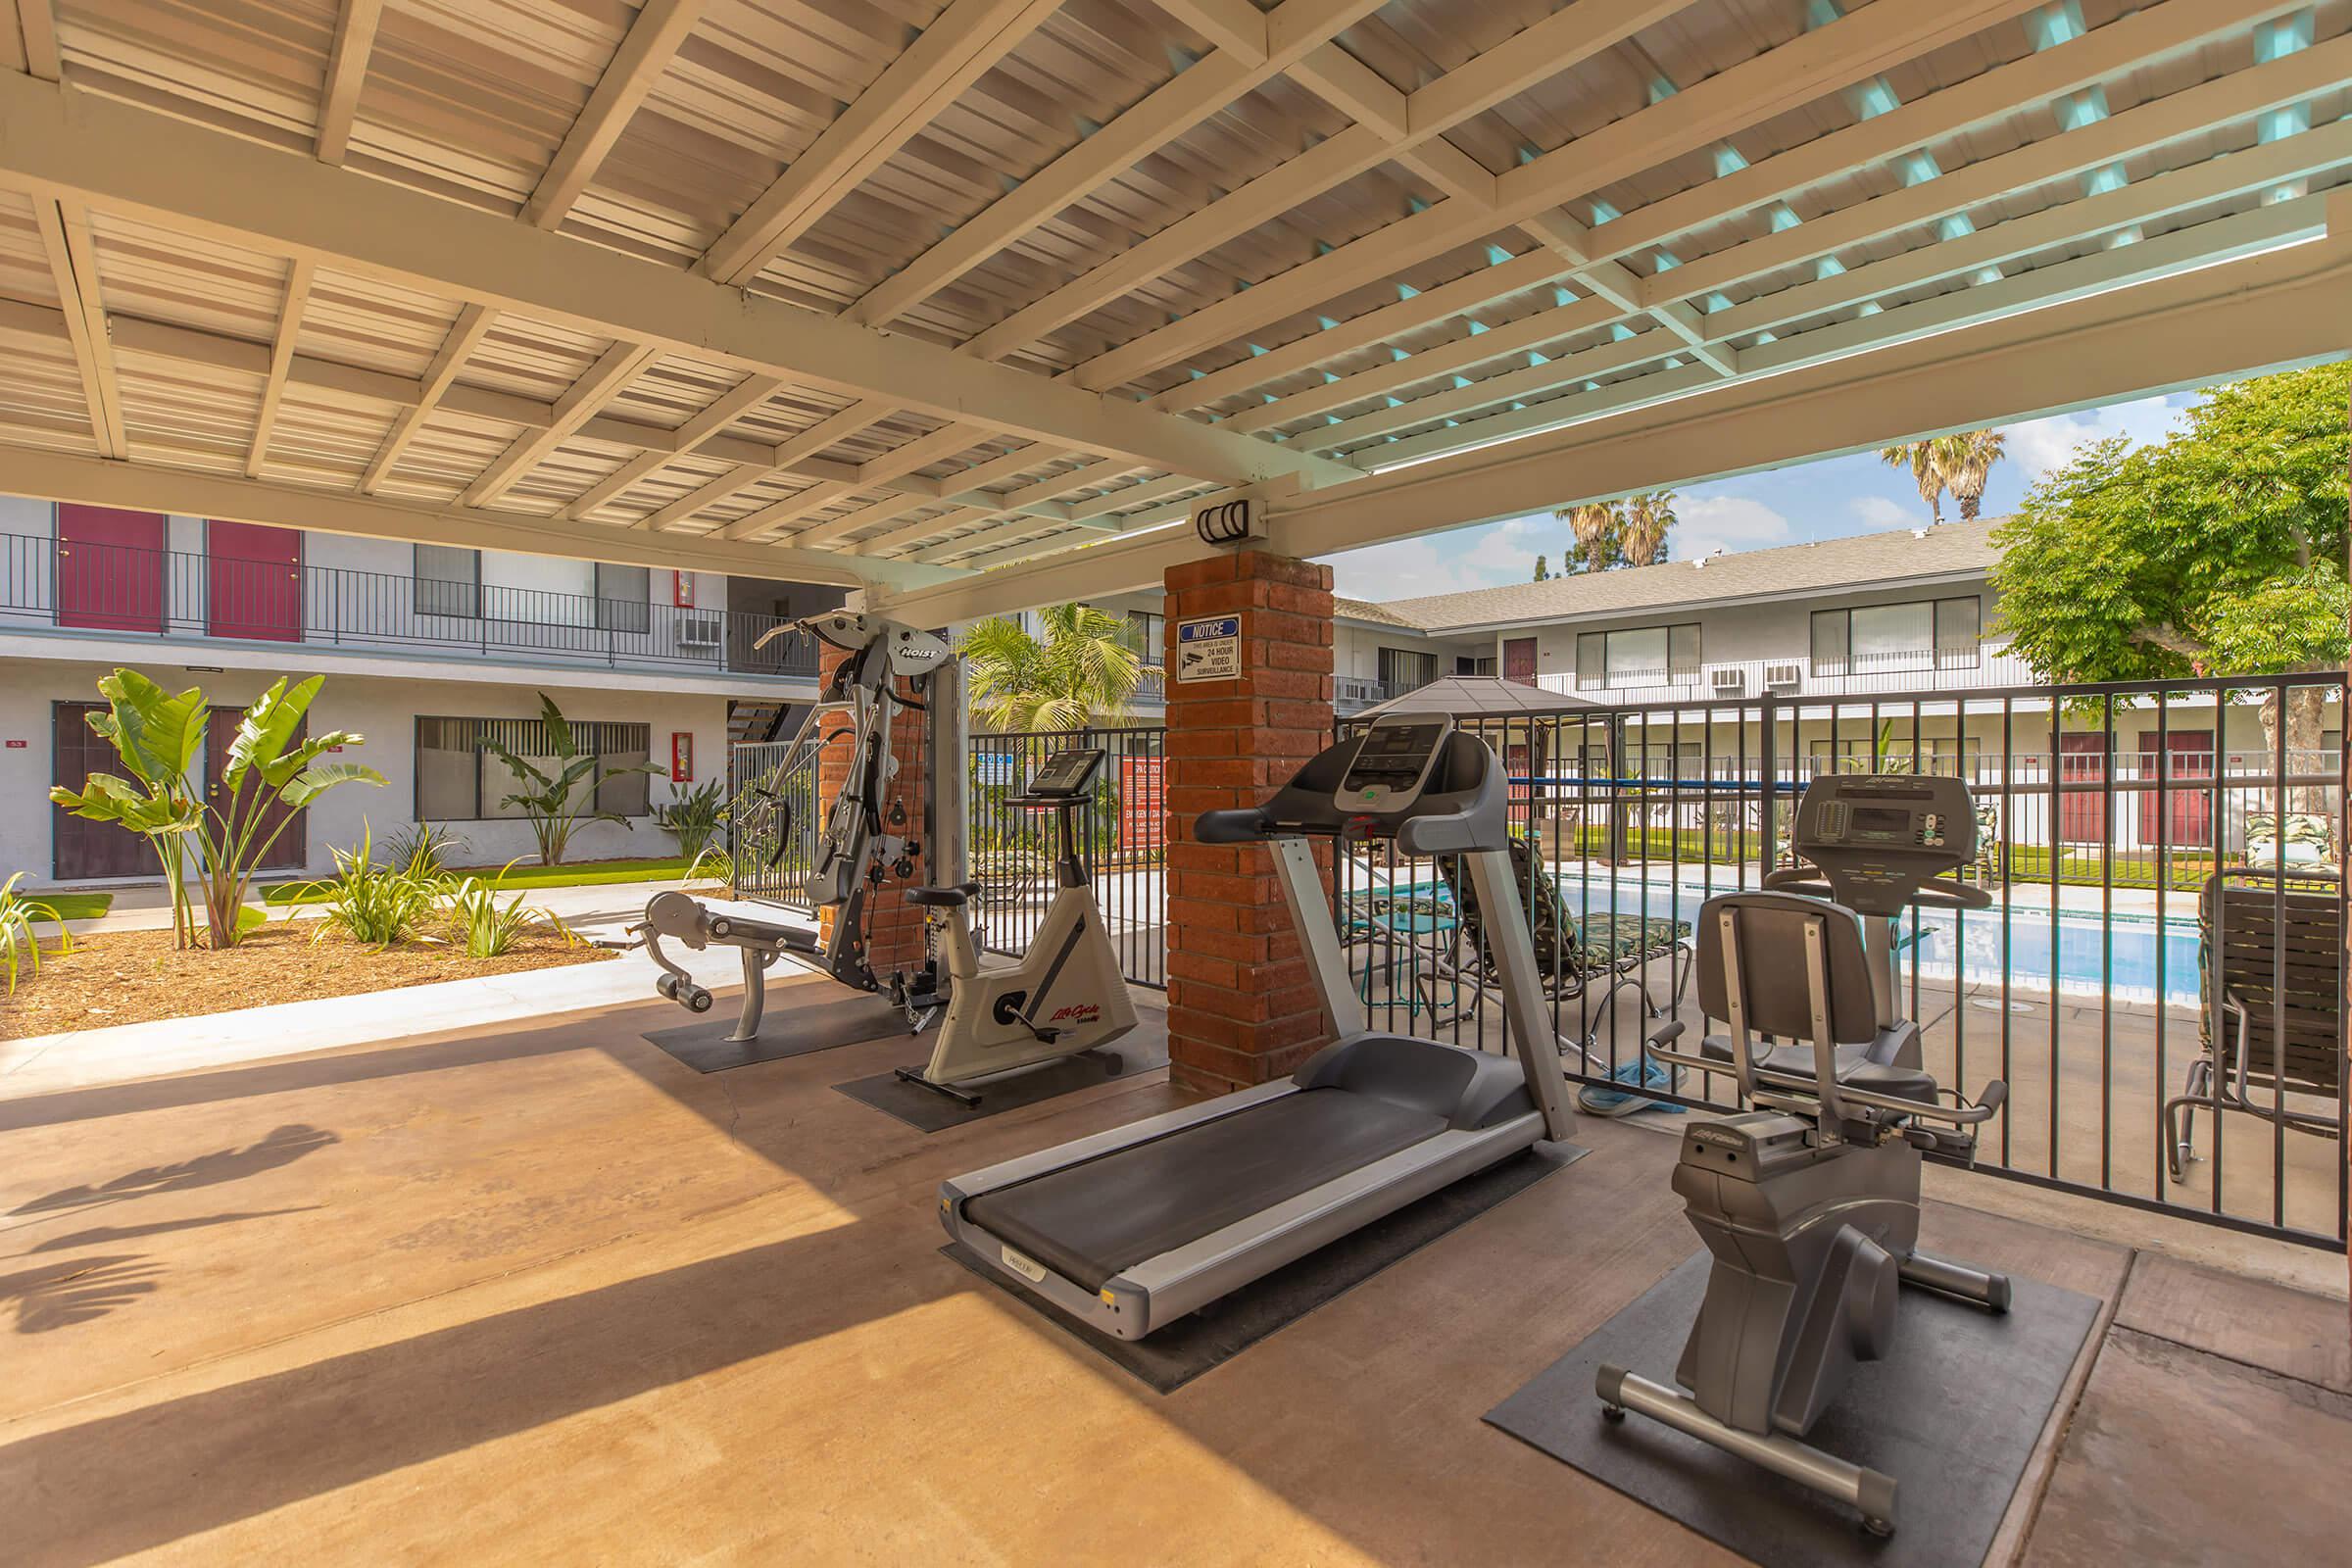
(1318, 390, 2195, 603)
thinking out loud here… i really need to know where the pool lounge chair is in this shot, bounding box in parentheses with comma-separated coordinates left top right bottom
(1441, 835, 1692, 1053)
(2163, 868, 2343, 1183)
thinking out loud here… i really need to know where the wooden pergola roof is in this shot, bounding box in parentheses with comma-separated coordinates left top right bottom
(0, 0, 2345, 608)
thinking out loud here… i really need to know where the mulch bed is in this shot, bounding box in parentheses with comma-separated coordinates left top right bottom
(2, 922, 614, 1039)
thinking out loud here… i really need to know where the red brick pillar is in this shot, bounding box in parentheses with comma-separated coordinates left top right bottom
(814, 645, 929, 979)
(1162, 550, 1338, 1096)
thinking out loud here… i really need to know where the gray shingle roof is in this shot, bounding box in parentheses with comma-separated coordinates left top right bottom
(1333, 596, 1422, 629)
(1377, 518, 2000, 633)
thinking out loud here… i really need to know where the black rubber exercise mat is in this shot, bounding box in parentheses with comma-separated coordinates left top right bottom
(642, 987, 918, 1072)
(946, 1141, 1588, 1394)
(832, 1026, 1170, 1133)
(1485, 1250, 2100, 1568)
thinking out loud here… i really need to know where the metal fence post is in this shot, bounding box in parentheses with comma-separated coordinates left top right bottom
(1757, 690, 1780, 878)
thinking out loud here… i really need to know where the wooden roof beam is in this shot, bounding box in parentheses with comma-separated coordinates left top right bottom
(525, 0, 709, 228)
(702, 0, 1067, 286)
(34, 197, 123, 459)
(1075, 0, 2048, 393)
(316, 0, 383, 164)
(246, 257, 317, 477)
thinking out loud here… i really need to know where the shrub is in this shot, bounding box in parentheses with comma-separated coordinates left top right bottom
(50, 671, 384, 948)
(382, 821, 466, 878)
(484, 693, 660, 866)
(440, 869, 575, 957)
(654, 777, 727, 868)
(0, 872, 70, 994)
(298, 826, 443, 948)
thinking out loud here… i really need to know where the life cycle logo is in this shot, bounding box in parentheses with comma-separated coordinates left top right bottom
(1048, 1003, 1102, 1025)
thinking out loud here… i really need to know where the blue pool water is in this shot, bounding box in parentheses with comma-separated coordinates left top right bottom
(1557, 878, 2207, 1008)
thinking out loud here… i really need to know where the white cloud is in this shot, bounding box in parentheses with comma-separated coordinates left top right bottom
(1850, 494, 1923, 530)
(1673, 494, 1792, 564)
(1324, 513, 1552, 600)
(1999, 394, 2187, 483)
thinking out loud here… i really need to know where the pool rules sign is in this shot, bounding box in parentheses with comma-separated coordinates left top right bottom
(1175, 615, 1241, 682)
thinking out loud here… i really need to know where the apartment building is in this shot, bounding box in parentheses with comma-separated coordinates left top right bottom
(3, 499, 839, 884)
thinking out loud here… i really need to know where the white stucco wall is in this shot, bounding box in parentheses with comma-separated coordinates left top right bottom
(5, 659, 728, 885)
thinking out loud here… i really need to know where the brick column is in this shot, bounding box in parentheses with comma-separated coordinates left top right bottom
(814, 645, 930, 979)
(1162, 550, 1337, 1096)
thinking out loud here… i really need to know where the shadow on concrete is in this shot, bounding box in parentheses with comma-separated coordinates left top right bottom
(0, 1213, 949, 1565)
(8, 1126, 340, 1216)
(25, 1208, 318, 1252)
(1, 1255, 163, 1334)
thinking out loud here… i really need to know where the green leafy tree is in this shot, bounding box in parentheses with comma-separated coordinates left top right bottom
(51, 671, 382, 948)
(1991, 363, 2350, 806)
(1532, 553, 1548, 581)
(960, 603, 1150, 732)
(1556, 500, 1625, 572)
(485, 693, 662, 866)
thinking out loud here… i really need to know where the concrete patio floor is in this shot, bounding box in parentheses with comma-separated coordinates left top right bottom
(2, 981, 2346, 1565)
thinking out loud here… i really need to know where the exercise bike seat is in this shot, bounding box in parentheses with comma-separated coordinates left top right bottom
(1697, 1034, 1940, 1105)
(907, 880, 984, 908)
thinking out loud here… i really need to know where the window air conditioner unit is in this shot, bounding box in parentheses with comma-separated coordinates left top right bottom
(677, 612, 724, 648)
(1710, 667, 1745, 697)
(1763, 662, 1802, 692)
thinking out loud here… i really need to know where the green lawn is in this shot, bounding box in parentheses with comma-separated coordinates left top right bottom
(1568, 826, 2224, 892)
(264, 856, 694, 905)
(24, 892, 114, 923)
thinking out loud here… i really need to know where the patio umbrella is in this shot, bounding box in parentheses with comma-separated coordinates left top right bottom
(1353, 673, 1601, 719)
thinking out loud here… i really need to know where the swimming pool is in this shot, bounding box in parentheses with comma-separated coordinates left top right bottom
(1556, 877, 2207, 1008)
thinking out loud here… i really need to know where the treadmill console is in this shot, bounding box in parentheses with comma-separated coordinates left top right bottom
(1337, 716, 1452, 812)
(1789, 774, 1977, 912)
(1022, 748, 1105, 799)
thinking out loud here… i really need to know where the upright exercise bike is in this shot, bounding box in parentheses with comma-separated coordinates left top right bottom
(896, 747, 1139, 1105)
(1596, 773, 2009, 1538)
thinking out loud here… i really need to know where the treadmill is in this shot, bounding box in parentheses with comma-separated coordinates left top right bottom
(939, 713, 1578, 1340)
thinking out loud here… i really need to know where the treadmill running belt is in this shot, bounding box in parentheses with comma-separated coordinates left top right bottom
(963, 1088, 1446, 1293)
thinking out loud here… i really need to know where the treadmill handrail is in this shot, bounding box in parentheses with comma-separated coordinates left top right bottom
(1763, 867, 1993, 911)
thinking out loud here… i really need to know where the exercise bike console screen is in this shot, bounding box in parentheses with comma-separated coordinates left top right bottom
(1022, 748, 1104, 799)
(1338, 718, 1447, 808)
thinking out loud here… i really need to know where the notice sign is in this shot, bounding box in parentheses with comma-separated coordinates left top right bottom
(1175, 615, 1241, 682)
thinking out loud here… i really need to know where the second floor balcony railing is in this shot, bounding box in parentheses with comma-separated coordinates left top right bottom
(1544, 646, 2041, 703)
(0, 532, 821, 680)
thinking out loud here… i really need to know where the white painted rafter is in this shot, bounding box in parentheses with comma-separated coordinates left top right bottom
(849, 0, 1393, 327)
(316, 0, 383, 164)
(362, 303, 493, 493)
(702, 0, 1065, 286)
(564, 372, 785, 521)
(525, 0, 708, 228)
(34, 197, 124, 460)
(1075, 0, 2048, 394)
(461, 340, 660, 509)
(246, 257, 317, 477)
(0, 74, 1350, 499)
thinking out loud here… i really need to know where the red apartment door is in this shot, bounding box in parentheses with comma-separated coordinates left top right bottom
(2141, 730, 2215, 849)
(207, 706, 308, 874)
(207, 520, 302, 641)
(1503, 637, 1538, 685)
(57, 505, 166, 632)
(2058, 733, 2108, 845)
(53, 703, 154, 879)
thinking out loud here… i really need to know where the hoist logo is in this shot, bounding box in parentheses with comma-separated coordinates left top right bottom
(1048, 1003, 1102, 1025)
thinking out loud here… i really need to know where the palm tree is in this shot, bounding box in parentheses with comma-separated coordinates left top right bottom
(1557, 500, 1623, 572)
(1879, 438, 1957, 524)
(959, 602, 1151, 732)
(1941, 429, 2006, 520)
(1620, 490, 1677, 567)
